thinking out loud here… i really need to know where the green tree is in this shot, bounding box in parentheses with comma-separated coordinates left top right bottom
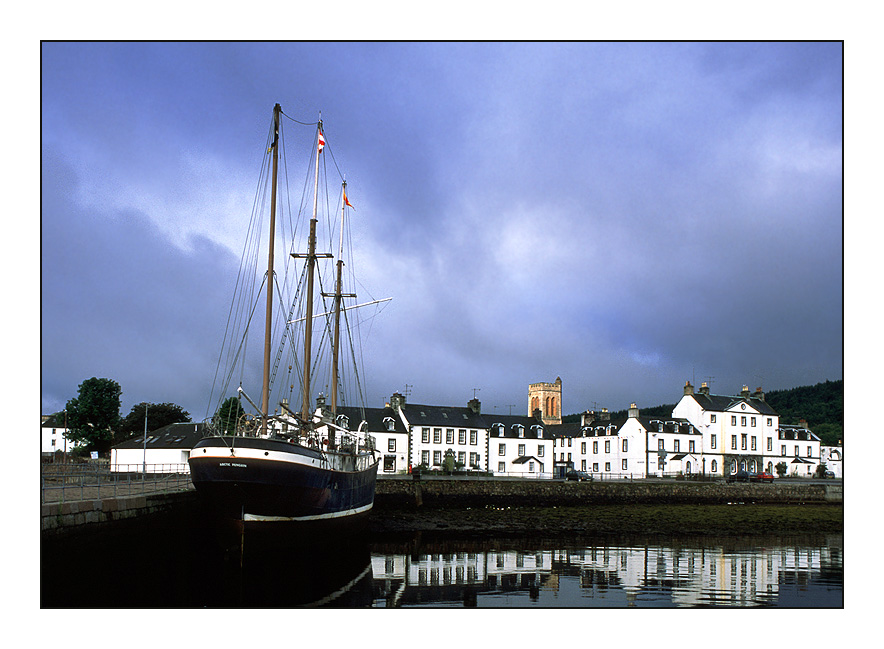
(216, 396, 246, 434)
(64, 377, 122, 453)
(118, 402, 191, 438)
(775, 461, 788, 478)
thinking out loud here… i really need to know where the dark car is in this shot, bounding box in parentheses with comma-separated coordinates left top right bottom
(565, 470, 592, 482)
(749, 472, 775, 483)
(726, 470, 750, 483)
(824, 470, 836, 479)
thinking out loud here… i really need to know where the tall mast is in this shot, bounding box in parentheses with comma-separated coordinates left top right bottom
(300, 121, 324, 423)
(260, 103, 281, 436)
(329, 181, 356, 416)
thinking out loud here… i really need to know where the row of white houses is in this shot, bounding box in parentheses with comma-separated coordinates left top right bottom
(353, 381, 842, 479)
(44, 380, 843, 479)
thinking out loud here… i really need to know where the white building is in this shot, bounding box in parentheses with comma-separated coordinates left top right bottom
(41, 414, 80, 458)
(486, 415, 552, 478)
(820, 444, 843, 478)
(110, 422, 206, 472)
(393, 394, 488, 472)
(337, 402, 410, 475)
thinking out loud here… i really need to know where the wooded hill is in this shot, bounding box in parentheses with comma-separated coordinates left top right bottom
(564, 380, 843, 446)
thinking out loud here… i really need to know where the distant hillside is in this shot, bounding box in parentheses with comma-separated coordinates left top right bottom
(563, 379, 843, 446)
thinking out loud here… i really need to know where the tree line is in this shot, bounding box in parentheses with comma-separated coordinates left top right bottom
(52, 377, 251, 455)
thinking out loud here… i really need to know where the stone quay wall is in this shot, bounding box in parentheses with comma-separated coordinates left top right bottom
(41, 490, 198, 538)
(375, 477, 843, 508)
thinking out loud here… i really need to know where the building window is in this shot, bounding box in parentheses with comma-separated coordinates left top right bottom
(538, 446, 544, 457)
(807, 445, 812, 457)
(469, 452, 479, 467)
(751, 437, 756, 451)
(605, 462, 611, 472)
(711, 434, 717, 449)
(741, 416, 747, 427)
(498, 443, 506, 456)
(446, 429, 454, 444)
(767, 418, 772, 426)
(383, 455, 396, 472)
(794, 445, 799, 456)
(421, 450, 429, 465)
(581, 459, 586, 470)
(605, 440, 610, 453)
(593, 463, 599, 472)
(529, 461, 534, 472)
(658, 439, 664, 451)
(767, 438, 772, 451)
(567, 453, 572, 461)
(459, 429, 466, 444)
(731, 435, 737, 450)
(593, 441, 598, 454)
(622, 439, 628, 453)
(731, 416, 737, 426)
(781, 445, 786, 456)
(433, 451, 441, 465)
(422, 428, 430, 443)
(568, 438, 572, 447)
(751, 417, 756, 427)
(470, 430, 477, 445)
(741, 434, 747, 450)
(711, 459, 718, 472)
(674, 440, 680, 452)
(458, 451, 466, 465)
(711, 414, 717, 423)
(622, 459, 628, 471)
(689, 440, 695, 453)
(433, 428, 441, 444)
(518, 444, 526, 456)
(581, 442, 586, 454)
(388, 438, 396, 452)
(498, 462, 505, 473)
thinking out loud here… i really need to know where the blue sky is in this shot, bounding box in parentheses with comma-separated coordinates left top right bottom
(40, 41, 843, 422)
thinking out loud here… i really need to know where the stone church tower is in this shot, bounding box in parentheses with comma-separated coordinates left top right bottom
(528, 377, 562, 425)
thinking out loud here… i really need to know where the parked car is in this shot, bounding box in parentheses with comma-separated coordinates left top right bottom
(824, 470, 836, 479)
(749, 472, 775, 483)
(726, 470, 750, 483)
(565, 470, 592, 482)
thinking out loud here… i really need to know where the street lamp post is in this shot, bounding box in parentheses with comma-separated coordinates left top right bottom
(143, 404, 148, 477)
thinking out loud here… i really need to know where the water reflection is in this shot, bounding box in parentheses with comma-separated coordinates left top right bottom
(369, 535, 843, 607)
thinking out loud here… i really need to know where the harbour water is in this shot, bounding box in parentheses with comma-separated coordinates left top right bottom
(41, 505, 842, 608)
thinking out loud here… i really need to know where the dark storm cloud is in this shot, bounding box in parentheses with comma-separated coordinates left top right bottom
(41, 42, 842, 419)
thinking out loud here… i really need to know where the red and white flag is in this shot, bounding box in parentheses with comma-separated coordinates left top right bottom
(317, 128, 325, 153)
(344, 188, 355, 210)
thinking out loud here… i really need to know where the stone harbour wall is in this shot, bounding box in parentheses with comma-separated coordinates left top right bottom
(41, 490, 198, 538)
(375, 478, 842, 508)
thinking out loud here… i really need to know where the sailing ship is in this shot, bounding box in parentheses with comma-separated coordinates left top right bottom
(189, 104, 384, 527)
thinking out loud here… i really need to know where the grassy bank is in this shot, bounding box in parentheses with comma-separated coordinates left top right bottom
(368, 502, 843, 538)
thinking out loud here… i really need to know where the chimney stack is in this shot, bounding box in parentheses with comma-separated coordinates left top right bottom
(389, 392, 405, 413)
(741, 385, 750, 398)
(580, 410, 594, 427)
(628, 403, 640, 418)
(468, 397, 481, 415)
(684, 381, 694, 396)
(699, 382, 710, 395)
(754, 386, 765, 401)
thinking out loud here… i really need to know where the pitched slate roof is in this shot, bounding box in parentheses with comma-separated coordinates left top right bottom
(113, 422, 207, 449)
(689, 392, 778, 416)
(485, 413, 547, 439)
(399, 403, 486, 429)
(335, 405, 409, 434)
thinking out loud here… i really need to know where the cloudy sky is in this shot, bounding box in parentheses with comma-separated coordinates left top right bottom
(40, 41, 843, 422)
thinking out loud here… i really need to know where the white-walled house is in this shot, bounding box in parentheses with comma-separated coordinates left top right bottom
(392, 394, 488, 472)
(337, 403, 410, 474)
(673, 382, 784, 478)
(820, 444, 843, 478)
(110, 422, 206, 472)
(487, 415, 552, 478)
(41, 414, 81, 458)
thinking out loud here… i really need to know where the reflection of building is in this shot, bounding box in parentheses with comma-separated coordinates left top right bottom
(370, 541, 842, 607)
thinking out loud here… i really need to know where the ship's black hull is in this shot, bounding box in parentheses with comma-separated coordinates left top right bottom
(189, 436, 378, 527)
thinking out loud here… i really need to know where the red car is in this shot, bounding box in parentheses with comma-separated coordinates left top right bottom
(749, 472, 775, 483)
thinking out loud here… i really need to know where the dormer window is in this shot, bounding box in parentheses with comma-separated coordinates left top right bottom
(336, 415, 349, 429)
(383, 416, 395, 432)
